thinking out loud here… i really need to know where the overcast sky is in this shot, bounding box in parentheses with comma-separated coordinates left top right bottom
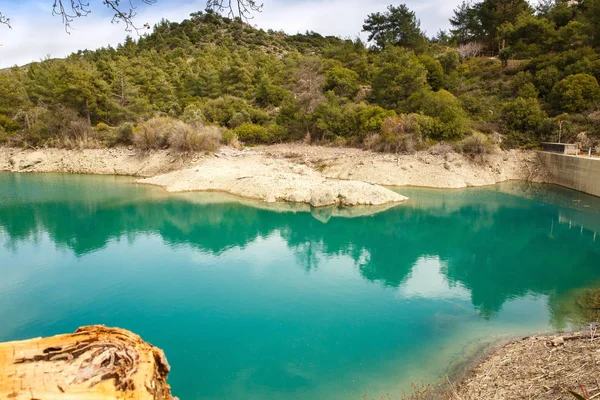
(0, 0, 466, 68)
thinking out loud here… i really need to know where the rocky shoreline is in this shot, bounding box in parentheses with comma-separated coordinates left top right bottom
(0, 145, 549, 208)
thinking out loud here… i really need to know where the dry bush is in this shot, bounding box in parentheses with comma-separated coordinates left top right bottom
(363, 133, 381, 151)
(168, 123, 222, 152)
(369, 115, 424, 154)
(133, 116, 177, 150)
(457, 42, 485, 59)
(428, 142, 455, 156)
(458, 132, 498, 158)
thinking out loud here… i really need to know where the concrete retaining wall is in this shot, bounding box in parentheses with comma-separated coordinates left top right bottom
(538, 151, 600, 197)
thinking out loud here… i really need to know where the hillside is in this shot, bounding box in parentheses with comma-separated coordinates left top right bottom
(0, 1, 600, 153)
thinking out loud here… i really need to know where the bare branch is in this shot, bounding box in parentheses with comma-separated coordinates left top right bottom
(206, 0, 263, 20)
(1, 0, 263, 33)
(0, 12, 11, 28)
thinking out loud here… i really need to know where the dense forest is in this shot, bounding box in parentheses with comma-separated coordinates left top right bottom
(1, 0, 600, 153)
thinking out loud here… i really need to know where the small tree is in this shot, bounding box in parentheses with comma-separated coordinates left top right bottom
(550, 74, 600, 113)
(362, 4, 427, 51)
(502, 97, 547, 134)
(323, 66, 361, 99)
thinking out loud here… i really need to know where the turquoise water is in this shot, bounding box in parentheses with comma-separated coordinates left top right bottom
(1, 173, 600, 399)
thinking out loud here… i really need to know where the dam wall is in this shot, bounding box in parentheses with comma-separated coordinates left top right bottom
(538, 151, 600, 198)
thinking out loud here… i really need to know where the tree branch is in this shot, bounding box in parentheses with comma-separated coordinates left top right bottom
(0, 12, 10, 28)
(1, 0, 263, 32)
(206, 0, 263, 20)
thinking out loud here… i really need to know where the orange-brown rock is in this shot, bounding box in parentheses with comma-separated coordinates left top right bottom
(0, 325, 176, 400)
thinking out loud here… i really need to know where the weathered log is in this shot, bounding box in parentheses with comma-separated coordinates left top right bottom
(0, 325, 176, 400)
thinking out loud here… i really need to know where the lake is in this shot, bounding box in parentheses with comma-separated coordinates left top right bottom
(1, 172, 599, 399)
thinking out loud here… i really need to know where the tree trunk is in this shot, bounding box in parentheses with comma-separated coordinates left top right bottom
(0, 325, 176, 400)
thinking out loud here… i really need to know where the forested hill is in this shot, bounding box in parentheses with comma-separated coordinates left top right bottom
(1, 1, 600, 153)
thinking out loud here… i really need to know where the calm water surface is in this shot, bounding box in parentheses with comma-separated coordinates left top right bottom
(1, 173, 600, 399)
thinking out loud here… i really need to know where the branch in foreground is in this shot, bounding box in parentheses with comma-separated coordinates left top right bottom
(0, 12, 10, 28)
(206, 0, 263, 20)
(1, 0, 263, 33)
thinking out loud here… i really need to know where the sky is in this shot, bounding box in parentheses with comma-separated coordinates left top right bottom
(0, 0, 466, 68)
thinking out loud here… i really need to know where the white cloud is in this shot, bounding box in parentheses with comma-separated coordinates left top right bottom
(0, 0, 465, 68)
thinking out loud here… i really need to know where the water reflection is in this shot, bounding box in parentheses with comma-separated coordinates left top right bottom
(1, 173, 600, 320)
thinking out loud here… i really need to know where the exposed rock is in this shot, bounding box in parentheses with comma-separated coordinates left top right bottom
(0, 325, 176, 400)
(140, 155, 408, 207)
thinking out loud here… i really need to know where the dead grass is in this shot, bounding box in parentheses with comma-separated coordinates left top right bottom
(168, 124, 222, 152)
(455, 331, 600, 400)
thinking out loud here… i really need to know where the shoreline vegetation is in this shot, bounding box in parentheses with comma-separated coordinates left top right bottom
(0, 145, 548, 208)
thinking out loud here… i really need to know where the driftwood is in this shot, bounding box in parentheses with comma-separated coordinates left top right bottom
(0, 325, 176, 400)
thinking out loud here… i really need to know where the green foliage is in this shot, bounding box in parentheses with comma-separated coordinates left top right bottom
(181, 104, 206, 126)
(550, 74, 600, 113)
(409, 89, 469, 140)
(234, 122, 283, 144)
(201, 96, 269, 127)
(255, 75, 291, 107)
(419, 55, 445, 91)
(4, 5, 600, 149)
(435, 49, 461, 75)
(510, 72, 539, 99)
(314, 102, 395, 141)
(371, 47, 428, 110)
(503, 97, 547, 134)
(221, 129, 238, 146)
(362, 5, 427, 51)
(324, 66, 361, 99)
(451, 0, 533, 48)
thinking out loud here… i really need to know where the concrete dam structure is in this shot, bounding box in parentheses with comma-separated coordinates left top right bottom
(538, 151, 600, 198)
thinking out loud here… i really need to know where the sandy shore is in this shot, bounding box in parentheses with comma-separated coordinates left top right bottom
(0, 145, 548, 207)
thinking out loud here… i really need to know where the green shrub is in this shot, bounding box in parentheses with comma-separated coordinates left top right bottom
(323, 66, 361, 98)
(116, 122, 134, 145)
(419, 55, 445, 91)
(435, 49, 460, 74)
(503, 97, 547, 134)
(228, 111, 251, 129)
(533, 66, 561, 97)
(255, 77, 291, 107)
(181, 103, 206, 126)
(234, 123, 269, 144)
(409, 89, 468, 140)
(201, 96, 269, 127)
(371, 47, 428, 110)
(314, 102, 395, 141)
(264, 123, 286, 143)
(0, 114, 19, 133)
(221, 129, 238, 146)
(550, 73, 600, 113)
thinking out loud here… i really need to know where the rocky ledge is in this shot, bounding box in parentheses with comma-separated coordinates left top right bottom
(138, 154, 408, 207)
